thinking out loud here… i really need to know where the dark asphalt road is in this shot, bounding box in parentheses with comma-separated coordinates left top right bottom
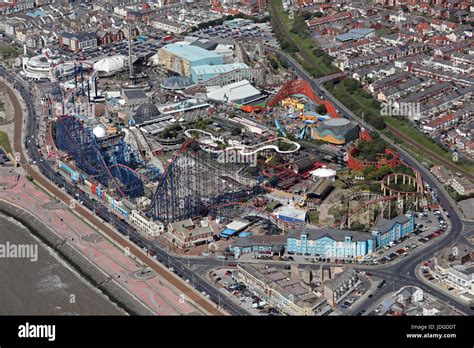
(0, 66, 248, 315)
(263, 47, 472, 315)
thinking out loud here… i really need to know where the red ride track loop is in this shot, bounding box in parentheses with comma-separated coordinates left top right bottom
(267, 79, 339, 118)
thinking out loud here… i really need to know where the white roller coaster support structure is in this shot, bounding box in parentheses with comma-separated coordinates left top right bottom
(184, 129, 301, 156)
(50, 60, 97, 108)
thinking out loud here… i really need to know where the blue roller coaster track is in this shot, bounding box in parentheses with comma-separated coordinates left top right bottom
(55, 115, 144, 198)
(147, 140, 262, 225)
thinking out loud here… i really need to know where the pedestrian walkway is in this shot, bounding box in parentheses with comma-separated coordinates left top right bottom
(0, 168, 198, 315)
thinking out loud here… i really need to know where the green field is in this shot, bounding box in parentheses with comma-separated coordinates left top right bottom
(326, 80, 474, 176)
(269, 0, 338, 77)
(384, 117, 474, 175)
(325, 80, 385, 129)
(0, 44, 20, 59)
(0, 131, 12, 154)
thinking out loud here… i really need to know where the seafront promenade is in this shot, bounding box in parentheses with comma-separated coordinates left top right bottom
(0, 162, 201, 315)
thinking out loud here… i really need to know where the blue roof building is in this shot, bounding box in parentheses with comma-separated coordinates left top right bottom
(158, 44, 224, 76)
(287, 227, 375, 258)
(26, 9, 46, 18)
(190, 63, 248, 84)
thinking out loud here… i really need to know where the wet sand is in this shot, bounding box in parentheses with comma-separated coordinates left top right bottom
(0, 212, 124, 315)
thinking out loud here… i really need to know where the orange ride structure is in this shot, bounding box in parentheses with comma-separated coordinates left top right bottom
(347, 147, 401, 171)
(267, 79, 339, 118)
(262, 79, 373, 143)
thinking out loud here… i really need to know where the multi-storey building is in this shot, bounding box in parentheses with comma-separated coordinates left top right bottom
(286, 228, 375, 258)
(446, 264, 473, 294)
(237, 263, 329, 315)
(60, 32, 98, 52)
(451, 176, 474, 196)
(166, 218, 215, 249)
(371, 213, 415, 248)
(129, 210, 164, 237)
(323, 268, 359, 306)
(157, 43, 224, 77)
(307, 12, 353, 30)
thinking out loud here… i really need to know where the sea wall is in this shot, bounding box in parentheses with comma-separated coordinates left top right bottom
(0, 199, 155, 316)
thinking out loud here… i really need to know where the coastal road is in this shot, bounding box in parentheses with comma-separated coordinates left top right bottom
(0, 69, 248, 315)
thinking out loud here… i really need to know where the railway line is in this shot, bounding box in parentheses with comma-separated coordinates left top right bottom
(388, 123, 474, 181)
(268, 0, 472, 181)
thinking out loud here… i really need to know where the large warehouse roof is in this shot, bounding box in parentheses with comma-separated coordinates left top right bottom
(191, 62, 248, 76)
(161, 43, 221, 62)
(206, 80, 260, 103)
(316, 118, 359, 135)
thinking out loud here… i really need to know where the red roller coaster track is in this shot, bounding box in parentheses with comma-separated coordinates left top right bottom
(333, 192, 419, 228)
(267, 79, 339, 118)
(347, 147, 400, 171)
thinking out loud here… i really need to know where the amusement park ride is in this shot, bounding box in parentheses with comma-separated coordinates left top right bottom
(50, 68, 418, 231)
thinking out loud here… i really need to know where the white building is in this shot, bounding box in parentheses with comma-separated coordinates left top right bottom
(451, 176, 474, 196)
(151, 18, 186, 34)
(396, 286, 423, 304)
(21, 54, 58, 80)
(93, 55, 127, 77)
(206, 79, 261, 104)
(446, 264, 473, 294)
(129, 210, 164, 237)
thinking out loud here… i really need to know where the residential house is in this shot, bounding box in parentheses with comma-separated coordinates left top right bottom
(323, 268, 359, 306)
(451, 176, 474, 196)
(60, 31, 98, 52)
(430, 165, 453, 184)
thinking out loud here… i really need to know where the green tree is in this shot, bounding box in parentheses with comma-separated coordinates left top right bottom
(316, 104, 327, 114)
(363, 164, 376, 179)
(231, 128, 242, 136)
(269, 56, 279, 69)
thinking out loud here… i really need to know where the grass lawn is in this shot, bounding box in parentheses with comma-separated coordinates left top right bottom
(384, 117, 474, 175)
(326, 81, 474, 176)
(269, 0, 338, 77)
(0, 44, 20, 59)
(0, 131, 12, 154)
(325, 81, 381, 119)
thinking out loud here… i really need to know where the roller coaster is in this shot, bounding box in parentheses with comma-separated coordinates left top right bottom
(147, 139, 263, 225)
(55, 115, 144, 198)
(183, 129, 301, 155)
(334, 192, 419, 228)
(50, 60, 98, 115)
(49, 54, 146, 200)
(333, 167, 424, 228)
(267, 79, 339, 118)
